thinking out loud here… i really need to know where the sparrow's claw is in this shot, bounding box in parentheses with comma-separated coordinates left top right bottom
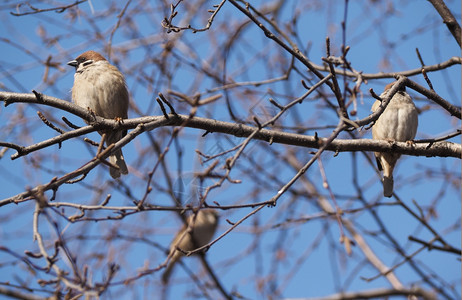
(385, 138, 395, 143)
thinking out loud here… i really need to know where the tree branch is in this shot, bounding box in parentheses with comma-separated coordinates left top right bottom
(427, 0, 461, 48)
(303, 287, 436, 300)
(1, 92, 460, 160)
(309, 56, 462, 80)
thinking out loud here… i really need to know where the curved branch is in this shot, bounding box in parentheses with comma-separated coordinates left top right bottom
(0, 92, 460, 159)
(305, 287, 436, 300)
(1, 91, 95, 120)
(310, 56, 462, 80)
(10, 0, 87, 16)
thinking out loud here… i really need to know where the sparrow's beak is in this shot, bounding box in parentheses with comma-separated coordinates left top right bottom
(67, 60, 78, 68)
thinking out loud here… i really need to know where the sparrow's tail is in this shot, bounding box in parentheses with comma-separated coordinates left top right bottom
(382, 176, 394, 198)
(162, 259, 176, 284)
(109, 149, 128, 179)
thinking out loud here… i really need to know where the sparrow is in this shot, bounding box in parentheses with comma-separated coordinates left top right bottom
(371, 82, 418, 197)
(68, 50, 129, 179)
(162, 209, 219, 284)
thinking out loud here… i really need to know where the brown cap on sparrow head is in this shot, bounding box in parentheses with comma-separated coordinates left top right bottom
(68, 50, 129, 179)
(162, 209, 219, 284)
(371, 82, 418, 197)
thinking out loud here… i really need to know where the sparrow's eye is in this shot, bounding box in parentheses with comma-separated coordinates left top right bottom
(82, 60, 93, 67)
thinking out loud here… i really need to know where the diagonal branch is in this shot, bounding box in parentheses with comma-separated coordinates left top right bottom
(427, 0, 461, 48)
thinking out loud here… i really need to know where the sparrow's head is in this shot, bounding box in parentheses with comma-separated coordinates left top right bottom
(67, 50, 107, 72)
(384, 82, 406, 93)
(195, 209, 219, 225)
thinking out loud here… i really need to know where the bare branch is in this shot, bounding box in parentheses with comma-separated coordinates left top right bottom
(428, 0, 461, 47)
(10, 0, 87, 16)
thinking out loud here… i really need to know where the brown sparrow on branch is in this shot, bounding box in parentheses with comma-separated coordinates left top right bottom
(68, 50, 129, 179)
(371, 82, 418, 197)
(162, 209, 219, 284)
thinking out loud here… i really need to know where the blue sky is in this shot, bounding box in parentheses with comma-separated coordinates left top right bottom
(0, 1, 460, 299)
